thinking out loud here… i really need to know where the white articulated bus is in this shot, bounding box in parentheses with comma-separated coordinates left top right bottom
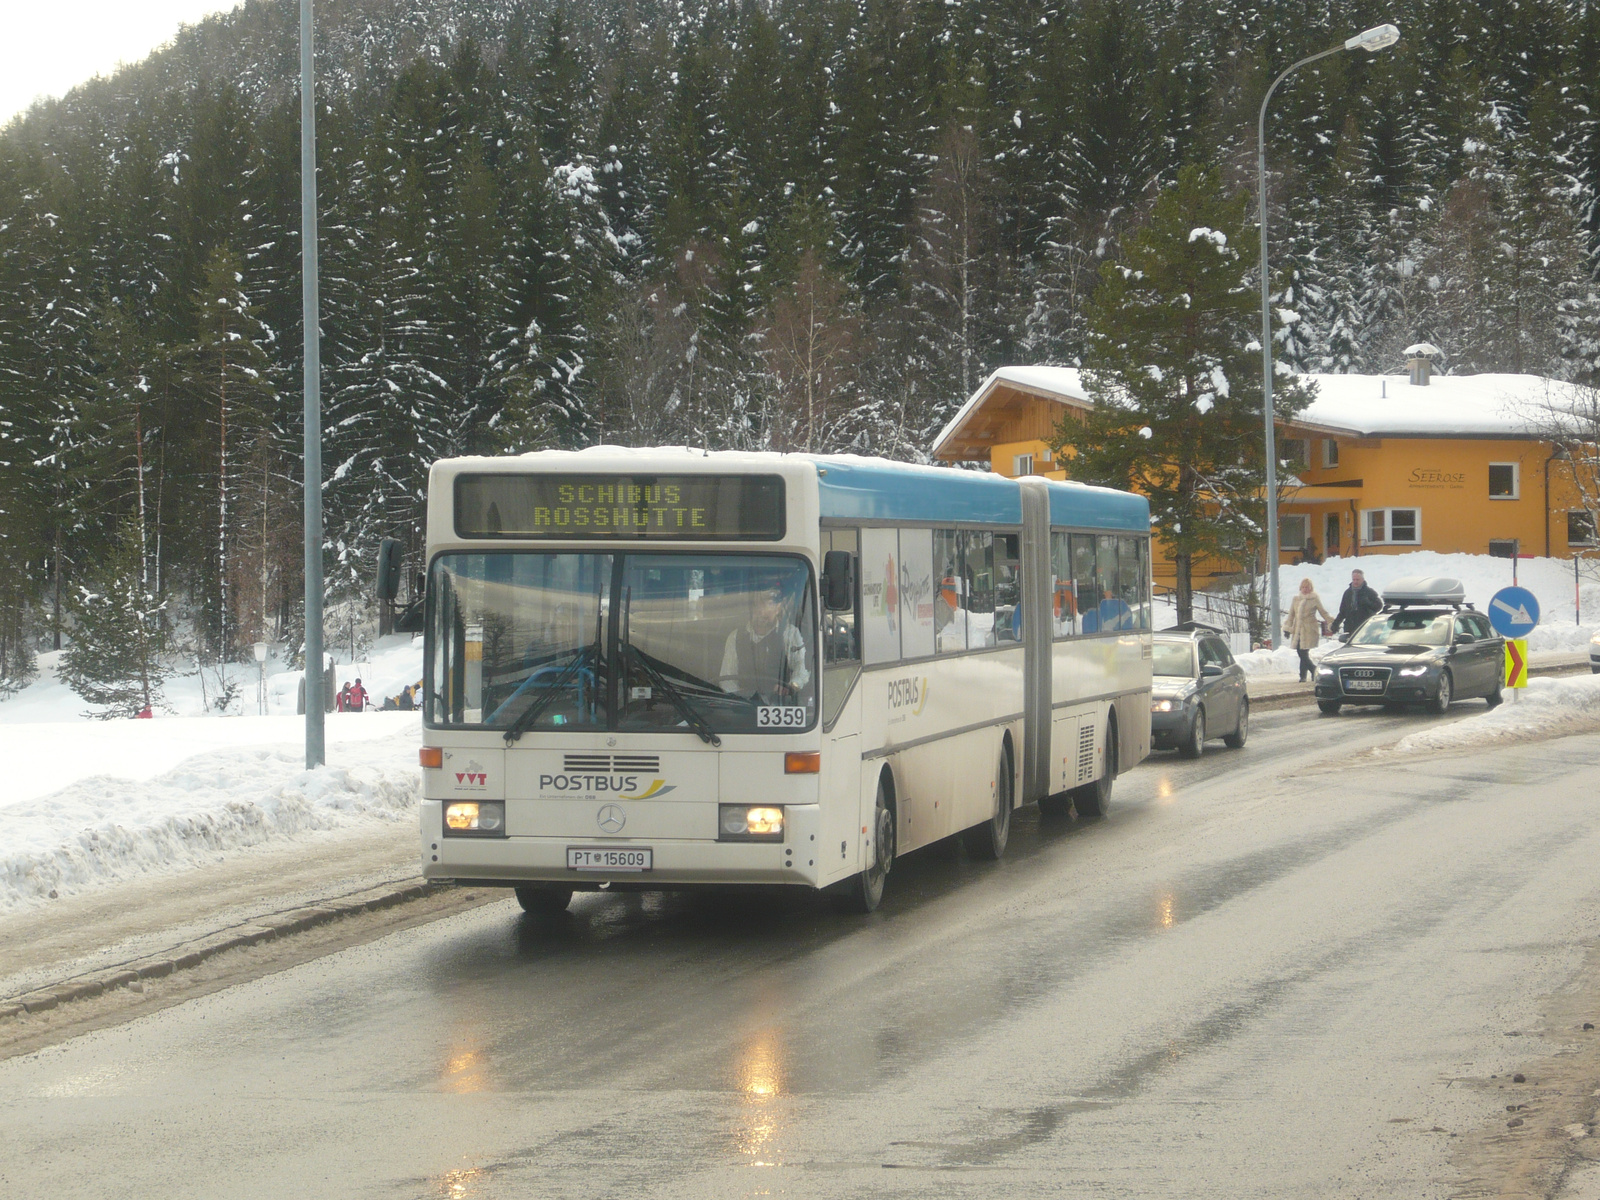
(400, 447, 1152, 914)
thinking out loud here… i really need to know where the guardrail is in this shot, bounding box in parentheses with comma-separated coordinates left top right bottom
(1152, 583, 1255, 634)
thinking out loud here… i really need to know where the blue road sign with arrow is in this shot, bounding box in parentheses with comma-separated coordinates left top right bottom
(1488, 586, 1540, 638)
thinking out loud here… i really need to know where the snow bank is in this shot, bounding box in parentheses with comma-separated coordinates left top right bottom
(1390, 674, 1600, 756)
(1276, 552, 1598, 634)
(0, 726, 421, 911)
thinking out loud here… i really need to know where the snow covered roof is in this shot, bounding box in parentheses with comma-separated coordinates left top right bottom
(931, 366, 1088, 461)
(1287, 372, 1573, 439)
(931, 365, 1580, 458)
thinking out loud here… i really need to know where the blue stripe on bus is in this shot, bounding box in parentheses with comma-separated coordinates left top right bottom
(813, 458, 1149, 532)
(1043, 482, 1150, 532)
(814, 459, 1021, 523)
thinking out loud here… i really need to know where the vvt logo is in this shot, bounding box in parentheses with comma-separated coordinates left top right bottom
(454, 760, 488, 786)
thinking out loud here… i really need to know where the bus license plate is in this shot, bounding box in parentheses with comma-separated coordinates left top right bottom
(568, 847, 652, 872)
(1347, 679, 1384, 691)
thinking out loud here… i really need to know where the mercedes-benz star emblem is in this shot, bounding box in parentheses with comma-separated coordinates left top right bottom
(596, 804, 626, 834)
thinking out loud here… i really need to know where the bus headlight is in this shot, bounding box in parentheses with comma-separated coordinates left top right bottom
(719, 804, 785, 842)
(444, 801, 505, 835)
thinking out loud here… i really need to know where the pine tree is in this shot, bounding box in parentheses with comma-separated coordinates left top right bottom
(59, 519, 170, 718)
(1056, 165, 1310, 620)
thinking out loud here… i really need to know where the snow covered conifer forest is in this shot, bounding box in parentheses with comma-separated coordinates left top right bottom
(1, 0, 1598, 680)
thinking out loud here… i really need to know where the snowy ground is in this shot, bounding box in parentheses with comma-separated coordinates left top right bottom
(0, 636, 425, 912)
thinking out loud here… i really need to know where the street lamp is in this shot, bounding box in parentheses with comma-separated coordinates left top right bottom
(1258, 23, 1399, 648)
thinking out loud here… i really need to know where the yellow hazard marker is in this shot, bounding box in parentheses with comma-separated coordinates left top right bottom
(1504, 637, 1528, 689)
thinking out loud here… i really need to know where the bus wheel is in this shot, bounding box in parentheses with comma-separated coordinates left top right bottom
(515, 885, 574, 917)
(962, 743, 1013, 860)
(1072, 717, 1116, 820)
(835, 777, 895, 914)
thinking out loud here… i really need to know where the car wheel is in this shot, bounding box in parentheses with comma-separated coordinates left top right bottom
(1317, 700, 1342, 716)
(1072, 717, 1117, 820)
(1178, 708, 1205, 759)
(1223, 698, 1249, 748)
(1428, 670, 1453, 715)
(962, 743, 1013, 860)
(1484, 680, 1503, 708)
(514, 885, 573, 917)
(835, 776, 895, 913)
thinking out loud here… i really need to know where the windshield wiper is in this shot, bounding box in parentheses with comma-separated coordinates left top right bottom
(500, 641, 600, 743)
(625, 642, 723, 747)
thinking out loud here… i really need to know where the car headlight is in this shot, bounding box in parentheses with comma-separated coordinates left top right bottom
(719, 804, 785, 842)
(1591, 631, 1600, 647)
(1316, 666, 1334, 677)
(1398, 665, 1430, 677)
(444, 800, 505, 835)
(1152, 698, 1175, 713)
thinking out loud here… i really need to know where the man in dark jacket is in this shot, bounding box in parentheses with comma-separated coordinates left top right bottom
(1331, 569, 1382, 634)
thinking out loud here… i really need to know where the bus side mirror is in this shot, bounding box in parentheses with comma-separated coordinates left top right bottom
(822, 550, 854, 612)
(375, 538, 403, 601)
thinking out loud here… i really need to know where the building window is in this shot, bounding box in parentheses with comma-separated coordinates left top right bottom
(1488, 539, 1519, 559)
(1571, 511, 1598, 546)
(1322, 439, 1339, 468)
(1280, 514, 1309, 556)
(1279, 438, 1308, 467)
(1488, 463, 1518, 499)
(1364, 508, 1421, 545)
(1012, 453, 1034, 477)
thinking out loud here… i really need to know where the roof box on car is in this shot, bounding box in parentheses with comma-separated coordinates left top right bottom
(1381, 575, 1467, 607)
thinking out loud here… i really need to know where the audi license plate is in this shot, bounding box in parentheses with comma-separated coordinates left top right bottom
(568, 847, 652, 872)
(1347, 679, 1385, 691)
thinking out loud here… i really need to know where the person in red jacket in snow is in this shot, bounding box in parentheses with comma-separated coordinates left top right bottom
(348, 678, 369, 712)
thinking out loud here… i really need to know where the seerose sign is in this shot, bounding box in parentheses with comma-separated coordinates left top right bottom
(455, 473, 786, 540)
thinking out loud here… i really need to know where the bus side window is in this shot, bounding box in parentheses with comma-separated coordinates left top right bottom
(1050, 531, 1075, 638)
(821, 529, 860, 666)
(1071, 534, 1099, 633)
(963, 530, 995, 646)
(994, 534, 1021, 642)
(898, 527, 936, 658)
(860, 527, 901, 665)
(1116, 536, 1142, 632)
(934, 529, 964, 652)
(821, 529, 861, 727)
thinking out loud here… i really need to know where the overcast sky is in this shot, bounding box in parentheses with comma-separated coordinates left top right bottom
(3, 0, 242, 125)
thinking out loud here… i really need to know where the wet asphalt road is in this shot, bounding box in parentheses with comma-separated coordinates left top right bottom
(3, 703, 1599, 1199)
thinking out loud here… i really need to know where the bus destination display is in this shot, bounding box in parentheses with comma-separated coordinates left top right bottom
(455, 473, 786, 540)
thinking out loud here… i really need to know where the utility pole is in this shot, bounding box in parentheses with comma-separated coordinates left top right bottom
(301, 0, 325, 767)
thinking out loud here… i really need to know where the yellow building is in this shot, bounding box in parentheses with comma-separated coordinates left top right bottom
(931, 363, 1596, 585)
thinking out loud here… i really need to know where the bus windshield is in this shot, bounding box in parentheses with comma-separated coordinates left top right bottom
(427, 552, 817, 734)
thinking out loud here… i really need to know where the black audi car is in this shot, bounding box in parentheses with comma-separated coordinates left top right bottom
(1313, 576, 1505, 715)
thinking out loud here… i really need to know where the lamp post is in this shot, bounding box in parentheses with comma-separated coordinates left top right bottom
(1258, 23, 1399, 648)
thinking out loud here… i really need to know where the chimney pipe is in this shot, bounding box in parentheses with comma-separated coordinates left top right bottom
(1403, 342, 1440, 386)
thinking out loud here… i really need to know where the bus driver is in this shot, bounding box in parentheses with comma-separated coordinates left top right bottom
(719, 581, 811, 703)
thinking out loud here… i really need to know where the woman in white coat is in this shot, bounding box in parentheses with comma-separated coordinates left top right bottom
(1284, 577, 1333, 683)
